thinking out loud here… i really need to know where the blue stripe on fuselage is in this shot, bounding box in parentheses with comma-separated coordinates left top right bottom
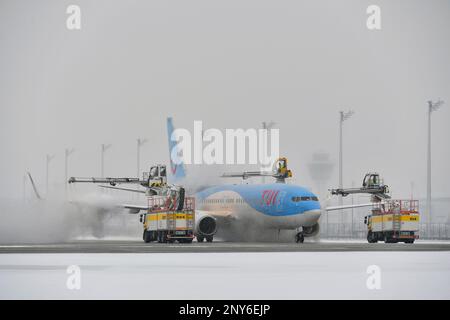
(196, 183, 321, 216)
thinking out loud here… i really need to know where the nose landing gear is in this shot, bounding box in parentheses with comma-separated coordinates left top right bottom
(295, 231, 305, 243)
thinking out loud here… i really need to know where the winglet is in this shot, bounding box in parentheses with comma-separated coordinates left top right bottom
(26, 172, 42, 200)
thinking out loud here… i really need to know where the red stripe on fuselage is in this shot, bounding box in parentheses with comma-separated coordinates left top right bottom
(261, 190, 279, 206)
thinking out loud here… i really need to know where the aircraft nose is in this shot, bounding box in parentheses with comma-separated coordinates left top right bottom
(303, 209, 322, 221)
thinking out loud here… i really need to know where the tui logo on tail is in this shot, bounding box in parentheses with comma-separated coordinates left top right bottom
(167, 117, 186, 181)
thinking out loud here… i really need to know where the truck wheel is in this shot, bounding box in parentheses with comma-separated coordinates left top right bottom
(206, 236, 213, 242)
(144, 230, 153, 243)
(157, 231, 164, 243)
(367, 231, 377, 243)
(197, 236, 204, 242)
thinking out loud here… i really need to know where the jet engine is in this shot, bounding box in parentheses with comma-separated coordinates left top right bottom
(195, 212, 217, 237)
(303, 223, 320, 237)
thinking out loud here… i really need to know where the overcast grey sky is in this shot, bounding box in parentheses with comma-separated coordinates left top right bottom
(1, 0, 449, 200)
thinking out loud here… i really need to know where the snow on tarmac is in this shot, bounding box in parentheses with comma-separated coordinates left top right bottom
(0, 252, 449, 299)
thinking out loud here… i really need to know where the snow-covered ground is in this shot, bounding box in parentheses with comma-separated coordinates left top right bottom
(1, 252, 449, 299)
(318, 239, 450, 244)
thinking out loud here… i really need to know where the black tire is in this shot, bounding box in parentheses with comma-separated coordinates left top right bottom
(295, 233, 304, 243)
(157, 231, 164, 243)
(144, 230, 154, 243)
(367, 231, 378, 243)
(206, 236, 213, 242)
(367, 231, 373, 243)
(197, 236, 204, 242)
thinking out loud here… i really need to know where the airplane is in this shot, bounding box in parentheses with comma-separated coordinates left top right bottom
(161, 118, 376, 243)
(67, 117, 377, 243)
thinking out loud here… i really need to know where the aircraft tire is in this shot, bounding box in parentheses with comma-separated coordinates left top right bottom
(206, 236, 213, 242)
(197, 236, 204, 242)
(295, 232, 304, 243)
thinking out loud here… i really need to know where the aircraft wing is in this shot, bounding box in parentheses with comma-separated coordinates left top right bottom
(26, 172, 42, 200)
(325, 202, 377, 211)
(196, 209, 236, 224)
(122, 204, 149, 214)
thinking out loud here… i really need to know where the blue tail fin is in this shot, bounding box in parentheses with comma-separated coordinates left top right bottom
(167, 117, 186, 181)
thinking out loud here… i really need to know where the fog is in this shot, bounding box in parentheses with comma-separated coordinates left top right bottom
(0, 190, 144, 243)
(1, 1, 449, 212)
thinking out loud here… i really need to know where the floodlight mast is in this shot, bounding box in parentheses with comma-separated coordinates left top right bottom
(426, 99, 444, 236)
(338, 110, 354, 214)
(261, 121, 276, 183)
(137, 138, 148, 179)
(64, 148, 75, 198)
(46, 154, 55, 195)
(101, 143, 112, 178)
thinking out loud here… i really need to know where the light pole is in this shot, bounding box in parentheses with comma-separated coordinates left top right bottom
(65, 148, 75, 198)
(101, 144, 112, 178)
(339, 110, 354, 234)
(261, 121, 276, 184)
(307, 152, 334, 238)
(426, 99, 444, 237)
(351, 180, 355, 238)
(137, 138, 148, 179)
(46, 154, 55, 195)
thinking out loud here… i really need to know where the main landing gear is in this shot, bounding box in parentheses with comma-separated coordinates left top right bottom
(197, 235, 214, 242)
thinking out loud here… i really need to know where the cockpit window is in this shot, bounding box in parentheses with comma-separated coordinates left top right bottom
(292, 196, 319, 202)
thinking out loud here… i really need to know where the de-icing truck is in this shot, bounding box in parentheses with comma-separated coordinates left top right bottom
(141, 196, 195, 243)
(365, 200, 420, 243)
